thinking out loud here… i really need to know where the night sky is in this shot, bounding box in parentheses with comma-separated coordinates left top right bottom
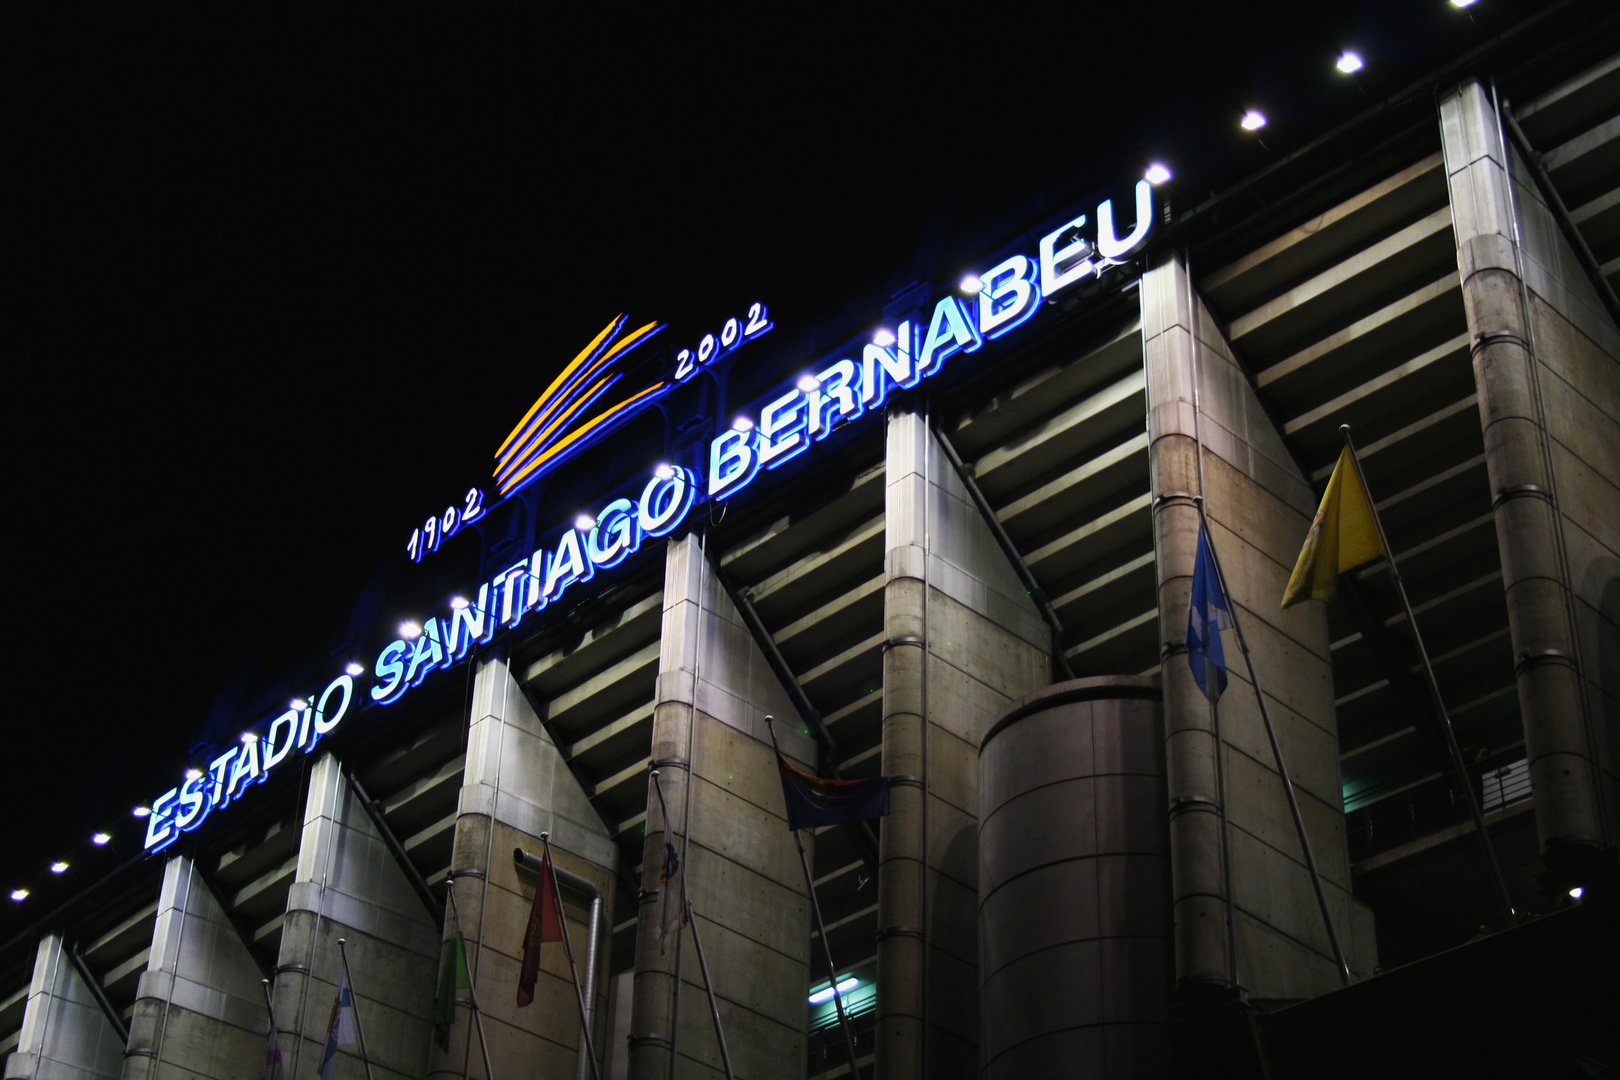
(6, 3, 1554, 931)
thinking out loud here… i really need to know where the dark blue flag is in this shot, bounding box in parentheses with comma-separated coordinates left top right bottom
(1187, 524, 1233, 702)
(777, 752, 890, 831)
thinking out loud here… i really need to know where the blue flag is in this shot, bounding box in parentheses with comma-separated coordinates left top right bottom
(1187, 524, 1233, 702)
(777, 752, 890, 831)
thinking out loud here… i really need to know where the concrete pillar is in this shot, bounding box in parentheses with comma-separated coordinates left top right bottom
(978, 678, 1170, 1079)
(879, 407, 1053, 1080)
(431, 654, 619, 1079)
(628, 534, 819, 1080)
(123, 856, 267, 1079)
(1439, 79, 1620, 889)
(1141, 250, 1376, 1005)
(4, 933, 124, 1080)
(273, 752, 439, 1079)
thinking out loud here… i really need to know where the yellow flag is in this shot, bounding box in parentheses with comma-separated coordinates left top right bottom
(1281, 447, 1385, 607)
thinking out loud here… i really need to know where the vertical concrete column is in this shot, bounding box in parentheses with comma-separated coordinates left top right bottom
(4, 933, 124, 1080)
(274, 752, 439, 1080)
(880, 408, 1052, 1080)
(123, 856, 266, 1079)
(431, 655, 619, 1079)
(1439, 80, 1620, 886)
(628, 533, 818, 1080)
(1141, 251, 1375, 1005)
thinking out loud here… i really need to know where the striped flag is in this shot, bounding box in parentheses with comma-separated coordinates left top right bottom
(516, 852, 563, 1006)
(316, 969, 357, 1080)
(775, 751, 890, 831)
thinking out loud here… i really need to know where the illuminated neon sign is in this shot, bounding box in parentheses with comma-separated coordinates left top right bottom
(139, 182, 1151, 851)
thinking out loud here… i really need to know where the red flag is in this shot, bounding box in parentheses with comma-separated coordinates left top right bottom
(517, 853, 564, 1007)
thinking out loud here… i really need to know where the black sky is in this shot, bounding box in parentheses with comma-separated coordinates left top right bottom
(6, 2, 1552, 925)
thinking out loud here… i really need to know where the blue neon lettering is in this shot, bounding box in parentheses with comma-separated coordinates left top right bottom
(145, 788, 179, 851)
(404, 619, 446, 688)
(588, 498, 640, 568)
(640, 467, 695, 537)
(543, 529, 592, 600)
(812, 359, 864, 437)
(917, 297, 981, 376)
(1097, 181, 1153, 259)
(759, 388, 809, 468)
(709, 428, 759, 499)
(493, 559, 530, 626)
(264, 710, 299, 767)
(207, 749, 237, 809)
(979, 255, 1042, 339)
(447, 583, 493, 662)
(372, 641, 409, 703)
(1040, 215, 1095, 296)
(311, 674, 354, 748)
(226, 739, 261, 800)
(175, 773, 210, 832)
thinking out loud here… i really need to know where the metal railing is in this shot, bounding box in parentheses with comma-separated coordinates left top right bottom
(1347, 754, 1532, 862)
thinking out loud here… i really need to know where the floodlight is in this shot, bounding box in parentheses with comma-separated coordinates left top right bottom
(50, 862, 68, 874)
(132, 806, 151, 818)
(1450, 0, 1478, 7)
(1241, 111, 1267, 131)
(872, 328, 897, 347)
(959, 275, 983, 295)
(290, 697, 307, 711)
(241, 732, 258, 744)
(8, 890, 26, 902)
(797, 375, 821, 392)
(1569, 886, 1584, 899)
(732, 417, 754, 432)
(92, 832, 111, 845)
(1144, 163, 1172, 185)
(449, 595, 471, 610)
(1337, 52, 1364, 74)
(654, 463, 675, 480)
(574, 514, 597, 531)
(400, 621, 422, 640)
(344, 662, 364, 677)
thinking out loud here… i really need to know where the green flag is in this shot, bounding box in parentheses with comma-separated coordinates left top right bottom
(433, 932, 471, 1051)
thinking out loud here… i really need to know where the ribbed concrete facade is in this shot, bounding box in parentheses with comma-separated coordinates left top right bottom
(6, 42, 1616, 1080)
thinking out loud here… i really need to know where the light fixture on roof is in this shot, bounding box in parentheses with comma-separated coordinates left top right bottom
(50, 862, 69, 874)
(449, 595, 471, 610)
(1450, 0, 1478, 7)
(241, 731, 258, 744)
(1336, 51, 1364, 74)
(808, 977, 859, 1004)
(185, 768, 204, 781)
(872, 328, 896, 347)
(289, 696, 308, 711)
(400, 621, 423, 640)
(732, 417, 754, 432)
(574, 514, 597, 532)
(344, 661, 364, 677)
(9, 889, 26, 902)
(1569, 886, 1584, 900)
(132, 806, 151, 818)
(654, 463, 675, 480)
(797, 374, 822, 392)
(1144, 162, 1173, 185)
(1241, 110, 1267, 131)
(92, 832, 111, 845)
(959, 274, 983, 295)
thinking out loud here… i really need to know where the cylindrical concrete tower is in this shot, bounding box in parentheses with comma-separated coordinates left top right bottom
(978, 677, 1171, 1079)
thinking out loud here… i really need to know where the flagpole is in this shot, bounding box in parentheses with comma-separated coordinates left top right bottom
(1194, 509, 1352, 986)
(539, 832, 603, 1080)
(650, 770, 735, 1080)
(445, 881, 496, 1080)
(335, 939, 376, 1080)
(764, 714, 864, 1079)
(1339, 424, 1517, 927)
(681, 895, 736, 1080)
(261, 978, 283, 1078)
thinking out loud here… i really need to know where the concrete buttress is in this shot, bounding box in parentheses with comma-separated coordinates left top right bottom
(5, 933, 124, 1080)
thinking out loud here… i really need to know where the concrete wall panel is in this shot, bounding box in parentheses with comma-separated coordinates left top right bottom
(5, 934, 124, 1080)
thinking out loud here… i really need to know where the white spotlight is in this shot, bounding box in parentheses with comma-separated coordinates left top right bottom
(872, 328, 896, 347)
(133, 806, 151, 818)
(185, 768, 203, 781)
(344, 662, 364, 677)
(92, 832, 111, 845)
(1144, 163, 1173, 185)
(1569, 886, 1584, 900)
(959, 275, 983, 295)
(50, 862, 69, 874)
(574, 514, 597, 531)
(289, 696, 307, 711)
(1241, 110, 1268, 131)
(400, 621, 422, 640)
(241, 732, 258, 744)
(1337, 51, 1364, 74)
(732, 417, 754, 432)
(797, 374, 821, 392)
(654, 463, 676, 480)
(449, 595, 471, 610)
(1450, 0, 1478, 7)
(9, 889, 26, 902)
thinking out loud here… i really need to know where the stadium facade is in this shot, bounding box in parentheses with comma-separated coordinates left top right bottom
(4, 25, 1617, 1080)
